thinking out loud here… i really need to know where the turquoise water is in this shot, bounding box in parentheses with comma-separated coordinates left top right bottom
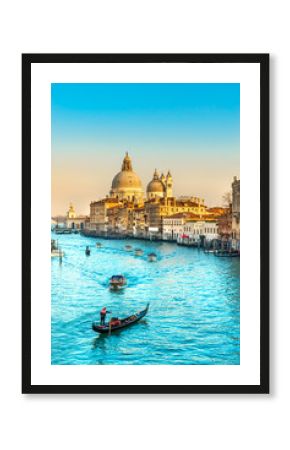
(51, 233, 240, 365)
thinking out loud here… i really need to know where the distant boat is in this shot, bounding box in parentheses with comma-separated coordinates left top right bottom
(124, 244, 133, 251)
(96, 242, 102, 248)
(85, 246, 91, 256)
(148, 252, 157, 262)
(214, 250, 240, 257)
(51, 249, 64, 258)
(109, 275, 127, 290)
(92, 303, 149, 334)
(55, 228, 72, 235)
(135, 248, 144, 256)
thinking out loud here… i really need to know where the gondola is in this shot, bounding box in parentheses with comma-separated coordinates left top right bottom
(124, 244, 133, 251)
(92, 303, 149, 334)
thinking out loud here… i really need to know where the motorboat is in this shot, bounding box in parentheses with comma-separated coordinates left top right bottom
(148, 252, 157, 262)
(109, 275, 127, 290)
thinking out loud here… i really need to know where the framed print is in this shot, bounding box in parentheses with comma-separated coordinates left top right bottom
(22, 53, 269, 394)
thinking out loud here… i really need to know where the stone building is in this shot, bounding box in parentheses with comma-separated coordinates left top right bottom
(89, 198, 119, 232)
(107, 201, 135, 235)
(216, 207, 232, 239)
(232, 176, 240, 246)
(162, 212, 199, 240)
(144, 196, 207, 237)
(65, 203, 88, 230)
(178, 219, 219, 244)
(130, 206, 146, 237)
(162, 212, 218, 242)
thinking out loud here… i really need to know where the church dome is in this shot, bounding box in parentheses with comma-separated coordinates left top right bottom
(110, 153, 143, 201)
(147, 169, 166, 193)
(112, 170, 142, 190)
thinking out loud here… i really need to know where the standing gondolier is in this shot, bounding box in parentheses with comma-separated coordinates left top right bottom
(100, 307, 111, 325)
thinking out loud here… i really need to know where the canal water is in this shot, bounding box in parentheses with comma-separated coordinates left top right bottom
(51, 232, 240, 365)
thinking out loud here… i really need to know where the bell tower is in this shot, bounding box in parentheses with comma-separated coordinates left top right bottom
(165, 171, 173, 197)
(67, 202, 76, 219)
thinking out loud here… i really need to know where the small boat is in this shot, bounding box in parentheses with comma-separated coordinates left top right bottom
(92, 303, 149, 334)
(96, 242, 102, 248)
(109, 275, 127, 290)
(51, 249, 64, 258)
(214, 250, 240, 257)
(55, 228, 72, 235)
(124, 244, 132, 251)
(135, 248, 144, 256)
(148, 252, 157, 262)
(85, 246, 91, 256)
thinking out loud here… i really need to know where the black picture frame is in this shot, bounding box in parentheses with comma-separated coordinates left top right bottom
(22, 53, 269, 394)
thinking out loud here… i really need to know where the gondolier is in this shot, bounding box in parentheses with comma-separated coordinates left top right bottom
(93, 304, 149, 334)
(100, 307, 109, 325)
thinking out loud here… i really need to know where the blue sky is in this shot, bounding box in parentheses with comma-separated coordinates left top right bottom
(51, 83, 240, 214)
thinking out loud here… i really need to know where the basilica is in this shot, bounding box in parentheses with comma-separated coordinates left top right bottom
(89, 152, 208, 238)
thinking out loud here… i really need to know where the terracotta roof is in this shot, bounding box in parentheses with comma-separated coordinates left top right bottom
(163, 212, 201, 219)
(91, 198, 119, 205)
(175, 201, 200, 207)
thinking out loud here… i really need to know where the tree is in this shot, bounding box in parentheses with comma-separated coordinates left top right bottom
(222, 191, 232, 208)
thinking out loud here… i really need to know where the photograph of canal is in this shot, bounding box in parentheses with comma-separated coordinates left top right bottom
(51, 82, 240, 365)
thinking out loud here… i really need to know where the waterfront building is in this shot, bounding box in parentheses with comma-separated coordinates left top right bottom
(216, 207, 232, 240)
(232, 176, 240, 248)
(144, 199, 163, 238)
(145, 197, 207, 237)
(89, 197, 119, 232)
(65, 203, 88, 230)
(107, 201, 134, 235)
(130, 206, 146, 237)
(180, 220, 219, 244)
(162, 212, 218, 242)
(162, 212, 199, 240)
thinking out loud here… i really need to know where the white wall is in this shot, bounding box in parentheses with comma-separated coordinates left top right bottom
(0, 1, 286, 450)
